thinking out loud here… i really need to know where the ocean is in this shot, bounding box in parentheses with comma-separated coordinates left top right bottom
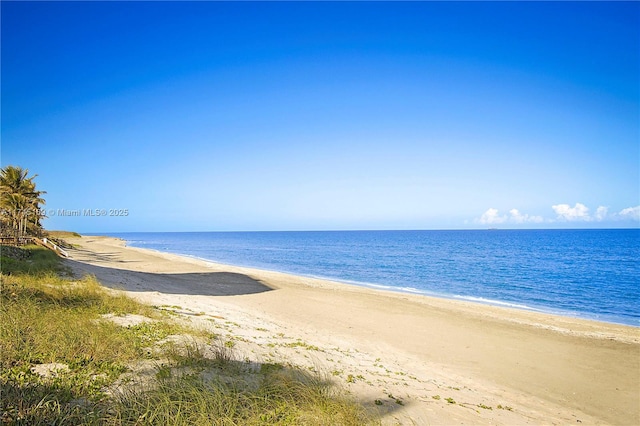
(104, 229, 639, 326)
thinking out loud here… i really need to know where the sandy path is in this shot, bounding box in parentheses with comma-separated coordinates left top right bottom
(64, 236, 639, 425)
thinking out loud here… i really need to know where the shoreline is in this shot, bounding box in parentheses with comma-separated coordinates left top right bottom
(122, 238, 638, 328)
(64, 235, 640, 424)
(123, 242, 640, 344)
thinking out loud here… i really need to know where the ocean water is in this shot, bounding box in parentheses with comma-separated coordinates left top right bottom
(104, 229, 639, 326)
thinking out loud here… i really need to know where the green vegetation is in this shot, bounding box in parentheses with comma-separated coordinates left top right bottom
(1, 246, 376, 425)
(1, 244, 68, 275)
(46, 230, 82, 239)
(387, 393, 404, 406)
(283, 340, 321, 351)
(112, 362, 369, 425)
(0, 165, 46, 241)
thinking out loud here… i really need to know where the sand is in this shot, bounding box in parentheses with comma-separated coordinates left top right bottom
(64, 235, 639, 425)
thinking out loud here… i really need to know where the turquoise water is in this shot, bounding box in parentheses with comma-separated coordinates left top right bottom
(105, 229, 639, 326)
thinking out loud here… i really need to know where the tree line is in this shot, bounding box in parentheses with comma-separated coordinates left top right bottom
(0, 165, 46, 242)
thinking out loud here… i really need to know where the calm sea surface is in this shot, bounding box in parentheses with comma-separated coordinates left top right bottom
(104, 230, 639, 326)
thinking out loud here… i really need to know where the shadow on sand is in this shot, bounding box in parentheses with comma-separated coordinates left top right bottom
(64, 257, 274, 297)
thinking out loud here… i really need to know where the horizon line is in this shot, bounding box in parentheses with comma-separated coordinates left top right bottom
(54, 227, 640, 235)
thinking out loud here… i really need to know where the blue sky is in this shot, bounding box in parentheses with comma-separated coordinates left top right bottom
(2, 1, 639, 232)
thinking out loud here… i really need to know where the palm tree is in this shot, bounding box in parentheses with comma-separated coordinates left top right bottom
(0, 166, 46, 242)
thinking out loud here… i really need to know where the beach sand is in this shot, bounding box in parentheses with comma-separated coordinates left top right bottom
(64, 235, 639, 425)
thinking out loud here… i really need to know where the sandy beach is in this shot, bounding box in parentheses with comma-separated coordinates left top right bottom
(64, 235, 639, 425)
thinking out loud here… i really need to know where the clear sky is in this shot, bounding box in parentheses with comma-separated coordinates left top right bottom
(2, 1, 639, 232)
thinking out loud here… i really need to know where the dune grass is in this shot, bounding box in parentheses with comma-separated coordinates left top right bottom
(46, 231, 82, 239)
(111, 356, 369, 426)
(0, 245, 376, 425)
(1, 244, 65, 275)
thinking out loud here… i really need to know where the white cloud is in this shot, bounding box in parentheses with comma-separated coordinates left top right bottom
(594, 206, 608, 221)
(551, 203, 590, 221)
(509, 208, 544, 224)
(474, 203, 640, 227)
(618, 206, 640, 221)
(476, 208, 543, 225)
(478, 208, 506, 225)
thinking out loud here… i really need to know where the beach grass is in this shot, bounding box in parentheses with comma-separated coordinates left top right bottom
(46, 230, 82, 239)
(0, 244, 66, 275)
(0, 245, 376, 425)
